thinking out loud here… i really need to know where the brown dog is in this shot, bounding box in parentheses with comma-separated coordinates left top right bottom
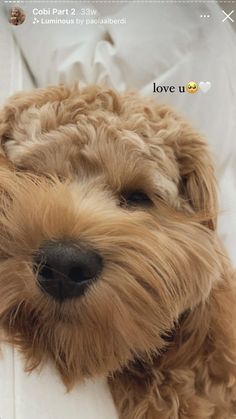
(0, 84, 235, 418)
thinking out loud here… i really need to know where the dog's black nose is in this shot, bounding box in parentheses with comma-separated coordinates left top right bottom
(35, 241, 103, 301)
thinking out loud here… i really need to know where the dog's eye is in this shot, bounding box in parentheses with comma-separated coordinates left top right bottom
(120, 190, 153, 208)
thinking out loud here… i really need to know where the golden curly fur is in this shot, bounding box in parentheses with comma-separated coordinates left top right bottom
(0, 84, 235, 418)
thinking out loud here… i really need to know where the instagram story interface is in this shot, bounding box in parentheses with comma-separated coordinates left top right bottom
(0, 2, 236, 419)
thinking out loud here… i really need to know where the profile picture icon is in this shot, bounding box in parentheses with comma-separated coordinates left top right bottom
(9, 7, 26, 26)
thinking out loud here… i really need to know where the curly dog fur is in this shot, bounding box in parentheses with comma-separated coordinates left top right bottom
(0, 84, 235, 418)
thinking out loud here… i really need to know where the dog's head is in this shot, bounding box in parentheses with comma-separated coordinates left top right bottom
(0, 85, 221, 385)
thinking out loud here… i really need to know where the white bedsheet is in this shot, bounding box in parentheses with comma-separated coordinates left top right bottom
(0, 343, 118, 419)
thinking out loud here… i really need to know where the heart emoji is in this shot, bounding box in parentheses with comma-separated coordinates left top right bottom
(199, 81, 211, 93)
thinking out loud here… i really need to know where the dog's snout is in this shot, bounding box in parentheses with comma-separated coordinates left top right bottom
(35, 241, 103, 301)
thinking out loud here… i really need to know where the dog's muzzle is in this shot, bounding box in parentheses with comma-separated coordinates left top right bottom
(34, 240, 103, 301)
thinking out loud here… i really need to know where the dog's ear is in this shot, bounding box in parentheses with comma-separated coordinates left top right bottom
(147, 103, 218, 230)
(172, 124, 217, 231)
